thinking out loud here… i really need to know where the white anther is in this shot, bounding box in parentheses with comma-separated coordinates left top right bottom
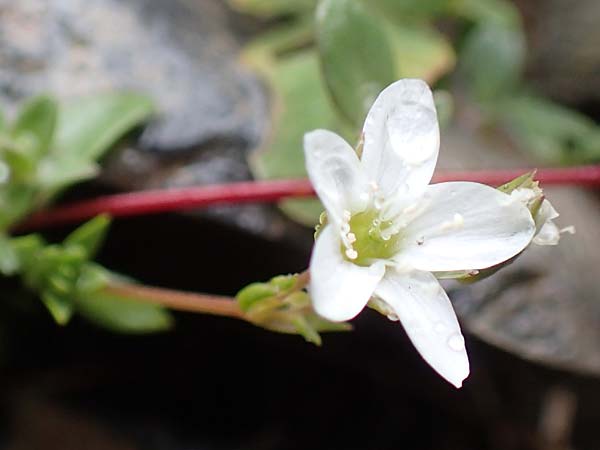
(345, 249, 358, 260)
(347, 232, 356, 244)
(560, 226, 576, 235)
(342, 210, 352, 221)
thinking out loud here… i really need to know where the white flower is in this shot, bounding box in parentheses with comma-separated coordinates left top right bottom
(304, 79, 536, 388)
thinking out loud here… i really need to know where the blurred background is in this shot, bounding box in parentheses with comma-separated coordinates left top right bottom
(0, 0, 599, 449)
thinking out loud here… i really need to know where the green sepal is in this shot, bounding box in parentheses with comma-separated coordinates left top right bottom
(64, 214, 112, 259)
(236, 273, 351, 345)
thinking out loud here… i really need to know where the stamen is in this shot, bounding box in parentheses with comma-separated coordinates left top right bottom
(345, 248, 358, 260)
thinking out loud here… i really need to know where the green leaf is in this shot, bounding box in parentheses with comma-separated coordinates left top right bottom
(36, 157, 99, 193)
(316, 0, 396, 127)
(496, 95, 600, 164)
(384, 23, 455, 83)
(369, 0, 449, 22)
(228, 0, 317, 18)
(41, 290, 74, 325)
(241, 17, 315, 72)
(12, 96, 58, 157)
(250, 51, 351, 225)
(449, 0, 521, 27)
(55, 92, 154, 162)
(76, 289, 173, 334)
(459, 21, 525, 100)
(0, 234, 19, 276)
(64, 215, 111, 259)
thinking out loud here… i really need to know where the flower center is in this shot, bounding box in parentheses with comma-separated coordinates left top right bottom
(340, 208, 402, 266)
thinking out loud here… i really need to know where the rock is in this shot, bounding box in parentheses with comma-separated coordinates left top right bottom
(0, 0, 266, 151)
(0, 0, 311, 241)
(516, 0, 600, 106)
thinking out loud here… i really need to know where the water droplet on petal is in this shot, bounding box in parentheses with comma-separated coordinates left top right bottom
(447, 334, 465, 352)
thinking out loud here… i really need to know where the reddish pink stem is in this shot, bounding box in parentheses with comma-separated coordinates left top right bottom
(17, 165, 600, 231)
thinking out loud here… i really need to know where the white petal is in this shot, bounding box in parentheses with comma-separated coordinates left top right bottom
(309, 225, 385, 322)
(533, 199, 560, 245)
(361, 79, 439, 209)
(398, 182, 535, 271)
(304, 129, 369, 223)
(375, 269, 469, 388)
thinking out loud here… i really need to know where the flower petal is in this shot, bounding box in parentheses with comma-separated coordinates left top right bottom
(304, 129, 369, 222)
(533, 199, 560, 245)
(361, 79, 439, 209)
(398, 182, 535, 271)
(375, 269, 469, 388)
(309, 225, 385, 322)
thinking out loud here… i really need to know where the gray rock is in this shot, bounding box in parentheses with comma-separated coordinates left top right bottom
(0, 0, 311, 241)
(0, 0, 267, 151)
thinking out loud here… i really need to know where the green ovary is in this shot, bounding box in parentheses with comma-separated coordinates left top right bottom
(344, 209, 402, 266)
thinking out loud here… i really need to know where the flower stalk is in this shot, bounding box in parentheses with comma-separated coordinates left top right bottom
(16, 164, 600, 231)
(105, 281, 247, 319)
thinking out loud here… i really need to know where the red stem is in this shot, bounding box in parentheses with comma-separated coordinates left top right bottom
(17, 165, 600, 231)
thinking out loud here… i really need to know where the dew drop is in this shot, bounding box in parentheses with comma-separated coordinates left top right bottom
(447, 334, 465, 352)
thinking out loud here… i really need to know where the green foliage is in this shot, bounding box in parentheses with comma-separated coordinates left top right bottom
(228, 0, 317, 18)
(0, 92, 175, 334)
(459, 21, 525, 101)
(316, 0, 396, 127)
(5, 217, 173, 332)
(237, 273, 351, 345)
(244, 0, 455, 225)
(75, 267, 173, 334)
(0, 92, 154, 230)
(12, 96, 58, 158)
(496, 95, 600, 164)
(250, 51, 345, 225)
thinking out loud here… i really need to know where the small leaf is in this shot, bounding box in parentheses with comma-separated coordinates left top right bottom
(497, 95, 600, 164)
(64, 215, 112, 259)
(0, 234, 19, 276)
(37, 157, 99, 193)
(76, 289, 173, 334)
(12, 96, 58, 156)
(459, 22, 525, 100)
(292, 315, 322, 345)
(41, 291, 73, 325)
(316, 0, 396, 127)
(56, 92, 154, 162)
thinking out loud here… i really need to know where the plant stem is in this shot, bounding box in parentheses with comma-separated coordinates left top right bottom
(106, 281, 247, 319)
(105, 269, 310, 319)
(17, 165, 600, 231)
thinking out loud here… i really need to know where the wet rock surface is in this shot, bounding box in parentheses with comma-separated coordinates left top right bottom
(0, 0, 305, 241)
